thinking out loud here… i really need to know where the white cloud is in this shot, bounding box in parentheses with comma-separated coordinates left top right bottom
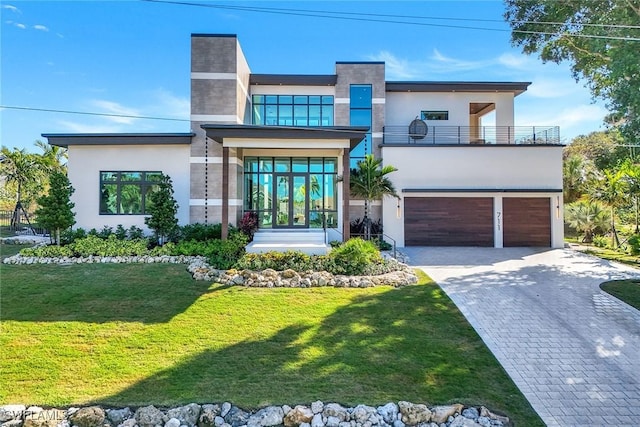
(526, 78, 581, 99)
(14, 22, 26, 29)
(33, 24, 49, 32)
(366, 51, 419, 80)
(90, 100, 141, 124)
(2, 4, 20, 13)
(149, 89, 189, 120)
(497, 53, 531, 69)
(57, 120, 126, 134)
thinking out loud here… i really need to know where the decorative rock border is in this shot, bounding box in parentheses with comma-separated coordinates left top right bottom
(0, 402, 510, 427)
(2, 254, 417, 288)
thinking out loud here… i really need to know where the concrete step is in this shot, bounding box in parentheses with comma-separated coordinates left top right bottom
(248, 229, 330, 255)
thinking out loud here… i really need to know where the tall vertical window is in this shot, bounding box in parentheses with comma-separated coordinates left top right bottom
(349, 84, 372, 168)
(100, 171, 163, 215)
(252, 95, 334, 126)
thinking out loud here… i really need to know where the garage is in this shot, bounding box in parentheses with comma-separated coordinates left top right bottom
(503, 197, 551, 247)
(404, 197, 494, 246)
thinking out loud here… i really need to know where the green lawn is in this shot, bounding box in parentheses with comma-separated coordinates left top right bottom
(0, 246, 543, 426)
(600, 279, 640, 310)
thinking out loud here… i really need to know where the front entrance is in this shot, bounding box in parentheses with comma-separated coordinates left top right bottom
(274, 173, 308, 228)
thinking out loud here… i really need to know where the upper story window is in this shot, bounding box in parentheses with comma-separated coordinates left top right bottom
(252, 95, 334, 126)
(421, 110, 449, 120)
(350, 84, 372, 168)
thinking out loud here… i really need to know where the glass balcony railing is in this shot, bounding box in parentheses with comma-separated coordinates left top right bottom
(382, 125, 561, 145)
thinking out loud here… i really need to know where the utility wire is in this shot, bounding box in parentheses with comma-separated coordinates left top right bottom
(142, 0, 640, 41)
(1, 105, 190, 122)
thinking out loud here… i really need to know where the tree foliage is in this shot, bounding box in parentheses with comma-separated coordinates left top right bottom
(565, 200, 611, 243)
(505, 1, 640, 140)
(35, 172, 75, 245)
(144, 174, 179, 245)
(350, 154, 399, 239)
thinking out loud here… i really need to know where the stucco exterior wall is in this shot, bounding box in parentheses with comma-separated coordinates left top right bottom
(385, 91, 515, 128)
(67, 144, 191, 232)
(380, 145, 564, 248)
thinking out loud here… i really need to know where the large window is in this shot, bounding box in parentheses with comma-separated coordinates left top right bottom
(252, 95, 334, 126)
(244, 157, 338, 229)
(100, 171, 163, 215)
(350, 84, 372, 168)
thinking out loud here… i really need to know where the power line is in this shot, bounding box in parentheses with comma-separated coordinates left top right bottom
(1, 105, 190, 122)
(142, 0, 640, 41)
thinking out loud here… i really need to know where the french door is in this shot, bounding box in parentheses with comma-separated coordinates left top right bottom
(274, 173, 309, 228)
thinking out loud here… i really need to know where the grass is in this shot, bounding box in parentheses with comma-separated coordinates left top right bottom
(600, 279, 640, 310)
(0, 246, 543, 426)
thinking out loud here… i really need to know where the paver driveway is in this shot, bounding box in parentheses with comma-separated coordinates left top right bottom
(403, 247, 640, 427)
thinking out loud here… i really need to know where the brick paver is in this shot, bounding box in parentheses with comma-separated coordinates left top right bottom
(403, 247, 640, 427)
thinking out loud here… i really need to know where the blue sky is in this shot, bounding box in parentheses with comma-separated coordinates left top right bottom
(1, 0, 609, 152)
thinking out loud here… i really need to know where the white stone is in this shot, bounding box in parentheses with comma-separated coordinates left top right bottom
(376, 404, 398, 425)
(310, 414, 324, 427)
(310, 403, 323, 415)
(220, 404, 232, 419)
(165, 419, 180, 427)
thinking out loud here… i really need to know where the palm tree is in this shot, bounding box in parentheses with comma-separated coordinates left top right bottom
(564, 200, 611, 243)
(0, 146, 45, 229)
(589, 168, 625, 248)
(350, 154, 399, 240)
(619, 160, 640, 233)
(34, 140, 67, 174)
(563, 155, 587, 204)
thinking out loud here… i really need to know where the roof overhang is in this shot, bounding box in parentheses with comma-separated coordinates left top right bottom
(386, 81, 531, 96)
(42, 133, 194, 148)
(250, 74, 337, 86)
(201, 125, 369, 150)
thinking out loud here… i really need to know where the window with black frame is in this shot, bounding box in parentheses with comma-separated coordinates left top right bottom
(99, 171, 163, 215)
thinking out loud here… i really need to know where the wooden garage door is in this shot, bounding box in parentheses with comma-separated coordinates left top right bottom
(503, 197, 551, 247)
(404, 197, 494, 246)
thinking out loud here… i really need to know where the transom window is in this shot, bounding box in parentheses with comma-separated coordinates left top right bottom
(100, 171, 163, 215)
(252, 95, 334, 126)
(421, 110, 449, 120)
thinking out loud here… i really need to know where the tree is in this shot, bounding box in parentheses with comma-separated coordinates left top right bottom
(565, 200, 611, 243)
(350, 154, 399, 240)
(588, 168, 625, 247)
(0, 146, 46, 227)
(505, 1, 640, 141)
(144, 174, 179, 245)
(34, 140, 67, 175)
(619, 159, 640, 232)
(35, 172, 75, 245)
(563, 155, 588, 203)
(563, 130, 629, 171)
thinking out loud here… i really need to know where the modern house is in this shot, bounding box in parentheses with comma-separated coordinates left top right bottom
(44, 34, 564, 252)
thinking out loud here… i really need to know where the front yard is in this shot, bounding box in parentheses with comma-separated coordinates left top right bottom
(0, 244, 543, 426)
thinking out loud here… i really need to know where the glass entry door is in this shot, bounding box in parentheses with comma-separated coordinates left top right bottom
(274, 173, 308, 228)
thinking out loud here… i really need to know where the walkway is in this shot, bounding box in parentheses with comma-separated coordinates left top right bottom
(403, 247, 640, 426)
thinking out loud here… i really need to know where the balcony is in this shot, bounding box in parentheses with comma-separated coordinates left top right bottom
(382, 126, 561, 145)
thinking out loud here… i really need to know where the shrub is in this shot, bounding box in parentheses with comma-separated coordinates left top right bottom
(70, 235, 149, 257)
(206, 232, 248, 270)
(20, 245, 74, 258)
(127, 225, 145, 240)
(593, 235, 609, 248)
(114, 224, 128, 240)
(350, 218, 383, 237)
(60, 227, 87, 245)
(328, 238, 382, 276)
(628, 235, 640, 255)
(236, 250, 313, 271)
(238, 211, 258, 240)
(179, 223, 222, 241)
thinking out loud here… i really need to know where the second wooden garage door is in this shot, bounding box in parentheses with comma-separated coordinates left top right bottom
(404, 197, 494, 246)
(503, 197, 551, 247)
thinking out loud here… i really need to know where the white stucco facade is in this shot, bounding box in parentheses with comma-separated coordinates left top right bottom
(381, 145, 564, 248)
(67, 144, 191, 232)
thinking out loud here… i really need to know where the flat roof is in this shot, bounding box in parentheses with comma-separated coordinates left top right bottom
(42, 133, 194, 148)
(201, 124, 369, 149)
(386, 81, 531, 95)
(250, 74, 337, 86)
